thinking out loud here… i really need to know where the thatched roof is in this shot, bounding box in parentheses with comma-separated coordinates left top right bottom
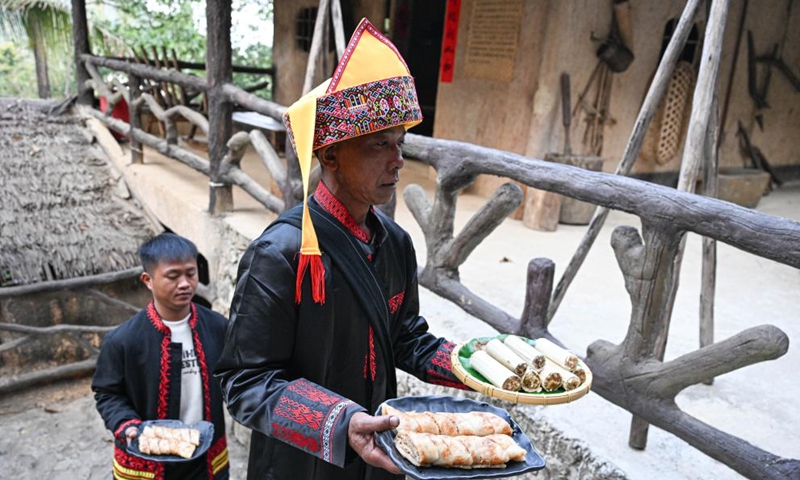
(0, 98, 157, 287)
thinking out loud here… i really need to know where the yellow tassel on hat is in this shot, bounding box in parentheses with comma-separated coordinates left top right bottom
(283, 18, 423, 305)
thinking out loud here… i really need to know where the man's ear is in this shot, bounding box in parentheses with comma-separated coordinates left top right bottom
(140, 271, 154, 292)
(317, 144, 339, 171)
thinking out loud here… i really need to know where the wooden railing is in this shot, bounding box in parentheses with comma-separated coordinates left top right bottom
(69, 0, 800, 477)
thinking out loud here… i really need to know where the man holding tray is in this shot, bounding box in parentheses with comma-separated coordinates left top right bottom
(93, 233, 230, 479)
(215, 18, 469, 480)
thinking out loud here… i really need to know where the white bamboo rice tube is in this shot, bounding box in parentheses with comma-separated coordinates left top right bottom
(484, 339, 528, 376)
(538, 360, 564, 392)
(573, 366, 587, 385)
(533, 338, 579, 371)
(470, 350, 521, 391)
(503, 335, 546, 372)
(552, 363, 581, 391)
(521, 369, 542, 393)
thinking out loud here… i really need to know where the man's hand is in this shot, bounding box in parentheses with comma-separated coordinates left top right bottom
(124, 426, 139, 446)
(347, 412, 401, 474)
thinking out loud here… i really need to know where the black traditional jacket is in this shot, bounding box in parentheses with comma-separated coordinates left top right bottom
(215, 184, 467, 480)
(92, 302, 230, 480)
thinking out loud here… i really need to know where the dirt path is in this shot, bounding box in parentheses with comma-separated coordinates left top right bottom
(0, 378, 248, 480)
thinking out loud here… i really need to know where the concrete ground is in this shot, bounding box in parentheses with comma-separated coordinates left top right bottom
(9, 117, 797, 479)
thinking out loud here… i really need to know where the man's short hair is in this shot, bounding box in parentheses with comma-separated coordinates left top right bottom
(137, 233, 198, 273)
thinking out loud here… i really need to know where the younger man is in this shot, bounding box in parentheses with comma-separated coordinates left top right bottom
(93, 233, 230, 480)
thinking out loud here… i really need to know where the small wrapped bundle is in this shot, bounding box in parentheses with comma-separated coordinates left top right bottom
(484, 339, 528, 376)
(538, 360, 564, 392)
(381, 405, 513, 436)
(534, 338, 579, 371)
(137, 425, 199, 459)
(572, 366, 587, 384)
(503, 336, 547, 372)
(520, 369, 542, 393)
(395, 431, 524, 468)
(551, 363, 581, 391)
(470, 350, 521, 391)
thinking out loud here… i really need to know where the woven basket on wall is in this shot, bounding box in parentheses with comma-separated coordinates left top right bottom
(640, 60, 696, 166)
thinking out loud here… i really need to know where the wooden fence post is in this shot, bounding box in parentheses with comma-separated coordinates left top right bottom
(206, 0, 234, 214)
(129, 73, 143, 164)
(70, 0, 93, 105)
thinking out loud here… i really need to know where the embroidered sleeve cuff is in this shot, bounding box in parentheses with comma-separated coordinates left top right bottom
(425, 340, 471, 391)
(269, 379, 366, 467)
(114, 418, 142, 441)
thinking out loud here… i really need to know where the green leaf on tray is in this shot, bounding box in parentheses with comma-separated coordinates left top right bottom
(458, 334, 566, 395)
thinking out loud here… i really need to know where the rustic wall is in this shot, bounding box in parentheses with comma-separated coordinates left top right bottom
(273, 0, 386, 106)
(433, 0, 800, 195)
(0, 280, 150, 375)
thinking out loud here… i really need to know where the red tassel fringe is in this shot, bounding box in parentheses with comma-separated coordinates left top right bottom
(295, 254, 326, 305)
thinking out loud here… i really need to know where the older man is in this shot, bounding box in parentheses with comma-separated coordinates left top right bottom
(214, 18, 468, 480)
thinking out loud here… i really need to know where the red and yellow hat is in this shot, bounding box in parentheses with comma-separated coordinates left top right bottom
(283, 18, 423, 304)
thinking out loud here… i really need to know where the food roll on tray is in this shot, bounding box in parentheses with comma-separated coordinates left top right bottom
(382, 404, 512, 436)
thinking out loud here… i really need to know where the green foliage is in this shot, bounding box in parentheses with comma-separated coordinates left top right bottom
(0, 0, 274, 99)
(91, 0, 207, 61)
(0, 41, 36, 96)
(0, 40, 72, 97)
(0, 0, 72, 52)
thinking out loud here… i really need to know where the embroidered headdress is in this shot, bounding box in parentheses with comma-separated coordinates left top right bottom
(283, 18, 423, 305)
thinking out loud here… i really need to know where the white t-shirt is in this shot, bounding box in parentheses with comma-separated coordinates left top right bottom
(162, 314, 203, 425)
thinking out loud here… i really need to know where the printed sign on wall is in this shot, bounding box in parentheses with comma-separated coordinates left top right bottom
(464, 0, 523, 82)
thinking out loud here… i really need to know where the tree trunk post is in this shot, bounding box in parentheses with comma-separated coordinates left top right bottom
(31, 20, 51, 99)
(518, 258, 555, 339)
(206, 0, 234, 214)
(129, 73, 144, 164)
(71, 0, 92, 105)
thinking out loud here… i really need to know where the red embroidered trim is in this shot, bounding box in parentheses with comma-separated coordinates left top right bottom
(430, 344, 453, 370)
(189, 304, 216, 478)
(274, 397, 324, 430)
(272, 422, 320, 452)
(157, 336, 171, 419)
(288, 380, 341, 406)
(114, 443, 162, 478)
(364, 326, 376, 381)
(388, 292, 405, 315)
(314, 181, 372, 243)
(114, 418, 141, 441)
(146, 301, 170, 334)
(427, 370, 471, 390)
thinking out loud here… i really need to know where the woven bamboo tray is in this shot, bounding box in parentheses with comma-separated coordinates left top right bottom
(450, 336, 593, 405)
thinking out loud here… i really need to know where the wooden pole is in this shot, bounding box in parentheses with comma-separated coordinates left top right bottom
(700, 98, 721, 386)
(129, 73, 144, 164)
(303, 0, 332, 94)
(206, 0, 234, 214)
(71, 0, 92, 105)
(629, 0, 731, 450)
(0, 267, 142, 298)
(548, 0, 705, 322)
(331, 0, 346, 60)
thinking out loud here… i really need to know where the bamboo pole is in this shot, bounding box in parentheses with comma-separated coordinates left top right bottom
(548, 0, 706, 322)
(628, 0, 731, 450)
(303, 0, 332, 94)
(700, 101, 720, 386)
(331, 0, 346, 59)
